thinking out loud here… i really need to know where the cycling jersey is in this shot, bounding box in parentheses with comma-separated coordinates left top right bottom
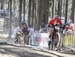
(48, 18, 62, 26)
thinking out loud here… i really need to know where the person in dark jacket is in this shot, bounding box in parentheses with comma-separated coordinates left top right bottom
(22, 23, 29, 45)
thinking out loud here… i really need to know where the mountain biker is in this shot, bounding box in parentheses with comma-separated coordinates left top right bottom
(48, 16, 62, 50)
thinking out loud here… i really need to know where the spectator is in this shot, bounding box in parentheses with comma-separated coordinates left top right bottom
(28, 25, 34, 45)
(68, 19, 74, 31)
(28, 25, 34, 36)
(22, 23, 29, 45)
(15, 26, 22, 44)
(40, 22, 47, 32)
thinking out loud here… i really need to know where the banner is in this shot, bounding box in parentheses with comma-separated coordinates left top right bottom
(0, 18, 4, 31)
(31, 32, 49, 48)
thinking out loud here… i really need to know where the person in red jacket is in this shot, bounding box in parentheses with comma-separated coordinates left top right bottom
(48, 16, 62, 35)
(48, 16, 62, 26)
(48, 16, 62, 50)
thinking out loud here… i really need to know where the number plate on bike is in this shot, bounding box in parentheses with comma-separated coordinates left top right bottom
(55, 26, 59, 29)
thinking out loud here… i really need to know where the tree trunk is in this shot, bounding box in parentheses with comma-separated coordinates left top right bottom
(71, 0, 74, 23)
(1, 0, 4, 9)
(52, 0, 54, 18)
(9, 0, 12, 38)
(19, 0, 22, 26)
(58, 0, 60, 16)
(38, 0, 41, 29)
(1, 0, 4, 16)
(28, 0, 31, 26)
(74, 0, 75, 22)
(23, 0, 26, 23)
(43, 0, 49, 24)
(65, 0, 68, 24)
(31, 0, 34, 27)
(34, 0, 37, 29)
(60, 0, 62, 17)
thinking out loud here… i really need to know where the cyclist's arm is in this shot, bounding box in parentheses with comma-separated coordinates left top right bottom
(48, 20, 54, 27)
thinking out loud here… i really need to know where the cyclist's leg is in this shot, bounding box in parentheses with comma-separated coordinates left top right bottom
(48, 27, 54, 50)
(48, 40, 51, 50)
(52, 33, 59, 50)
(52, 38, 54, 50)
(55, 32, 61, 50)
(51, 32, 55, 50)
(15, 35, 18, 44)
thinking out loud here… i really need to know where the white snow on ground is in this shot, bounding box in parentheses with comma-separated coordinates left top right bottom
(0, 53, 17, 57)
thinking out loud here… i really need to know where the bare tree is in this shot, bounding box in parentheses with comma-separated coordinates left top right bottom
(65, 0, 68, 23)
(71, 0, 75, 23)
(28, 0, 31, 26)
(19, 0, 22, 26)
(23, 0, 26, 23)
(0, 0, 4, 16)
(52, 0, 54, 18)
(38, 0, 49, 29)
(9, 0, 12, 38)
(31, 0, 34, 27)
(0, 0, 4, 9)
